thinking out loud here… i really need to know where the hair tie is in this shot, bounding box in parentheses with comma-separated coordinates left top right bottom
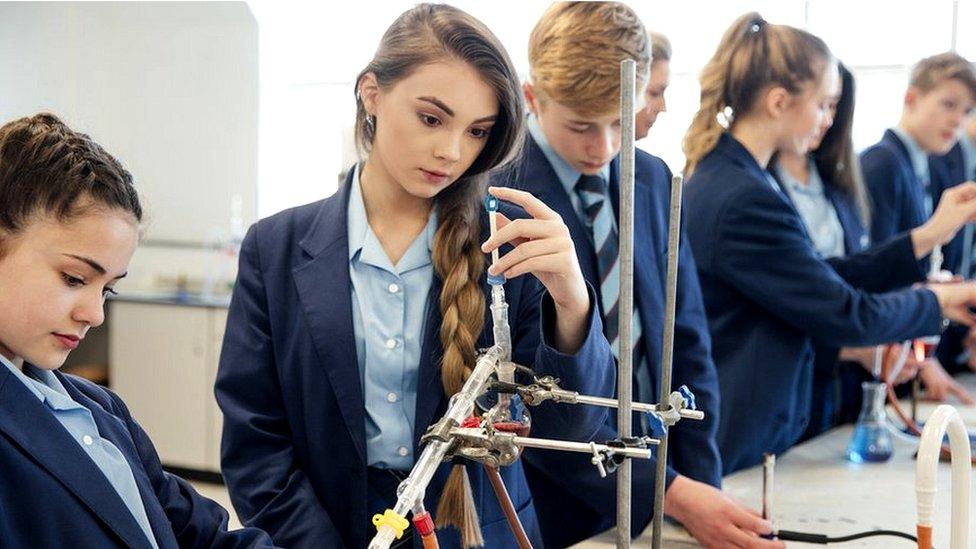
(716, 106, 734, 129)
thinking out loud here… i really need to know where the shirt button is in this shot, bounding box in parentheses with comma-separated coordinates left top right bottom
(387, 392, 398, 403)
(397, 446, 409, 457)
(385, 338, 398, 349)
(388, 283, 400, 294)
(82, 435, 94, 446)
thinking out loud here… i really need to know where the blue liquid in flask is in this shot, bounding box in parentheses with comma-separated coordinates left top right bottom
(846, 381, 893, 463)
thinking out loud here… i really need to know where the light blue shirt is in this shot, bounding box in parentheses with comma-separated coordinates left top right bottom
(775, 160, 846, 259)
(0, 355, 157, 548)
(348, 164, 437, 469)
(892, 126, 933, 215)
(527, 113, 611, 226)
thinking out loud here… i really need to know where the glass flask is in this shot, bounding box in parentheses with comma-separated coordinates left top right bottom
(846, 381, 893, 463)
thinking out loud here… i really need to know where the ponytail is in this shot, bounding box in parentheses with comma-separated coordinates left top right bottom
(683, 12, 832, 177)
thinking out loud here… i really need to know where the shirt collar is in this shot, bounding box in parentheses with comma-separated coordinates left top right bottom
(891, 126, 931, 183)
(347, 162, 437, 273)
(0, 353, 44, 402)
(774, 158, 825, 196)
(0, 354, 78, 411)
(527, 113, 611, 192)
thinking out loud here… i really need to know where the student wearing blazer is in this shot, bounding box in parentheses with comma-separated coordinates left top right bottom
(495, 5, 779, 549)
(862, 53, 976, 274)
(862, 130, 965, 271)
(861, 53, 976, 398)
(0, 366, 273, 549)
(932, 119, 976, 374)
(0, 113, 274, 548)
(771, 63, 881, 439)
(215, 5, 614, 549)
(682, 14, 976, 475)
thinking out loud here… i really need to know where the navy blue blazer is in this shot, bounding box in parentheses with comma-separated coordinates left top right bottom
(936, 140, 970, 186)
(492, 136, 721, 546)
(931, 141, 974, 372)
(862, 129, 965, 273)
(771, 163, 874, 439)
(215, 172, 615, 549)
(0, 367, 273, 548)
(684, 133, 943, 474)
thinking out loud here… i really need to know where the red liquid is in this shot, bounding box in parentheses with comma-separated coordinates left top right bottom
(492, 421, 530, 437)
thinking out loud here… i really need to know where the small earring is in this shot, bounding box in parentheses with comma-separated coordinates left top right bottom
(366, 114, 375, 133)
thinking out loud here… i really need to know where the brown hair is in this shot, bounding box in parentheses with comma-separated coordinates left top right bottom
(812, 63, 871, 225)
(354, 4, 524, 545)
(909, 52, 976, 102)
(650, 31, 672, 63)
(0, 113, 141, 256)
(528, 1, 650, 117)
(683, 13, 833, 176)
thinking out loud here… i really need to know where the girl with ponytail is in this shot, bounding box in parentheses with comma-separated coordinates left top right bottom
(682, 12, 976, 474)
(216, 4, 614, 548)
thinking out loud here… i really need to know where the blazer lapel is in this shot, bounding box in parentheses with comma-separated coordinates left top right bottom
(293, 174, 367, 462)
(0, 369, 154, 548)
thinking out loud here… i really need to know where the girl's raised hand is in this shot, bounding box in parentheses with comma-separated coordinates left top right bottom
(482, 186, 591, 351)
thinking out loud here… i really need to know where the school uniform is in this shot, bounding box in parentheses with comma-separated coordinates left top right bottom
(684, 132, 943, 474)
(771, 160, 873, 439)
(935, 136, 976, 281)
(491, 120, 721, 546)
(931, 136, 976, 372)
(863, 129, 972, 374)
(0, 356, 274, 548)
(215, 167, 615, 549)
(862, 128, 964, 272)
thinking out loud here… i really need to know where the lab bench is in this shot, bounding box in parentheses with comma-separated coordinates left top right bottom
(577, 375, 976, 548)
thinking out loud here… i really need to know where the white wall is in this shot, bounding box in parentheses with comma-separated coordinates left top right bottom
(250, 0, 974, 213)
(0, 2, 258, 292)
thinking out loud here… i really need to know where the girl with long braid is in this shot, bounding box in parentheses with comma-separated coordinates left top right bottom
(215, 5, 614, 548)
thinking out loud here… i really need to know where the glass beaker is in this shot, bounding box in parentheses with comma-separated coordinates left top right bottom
(846, 381, 893, 463)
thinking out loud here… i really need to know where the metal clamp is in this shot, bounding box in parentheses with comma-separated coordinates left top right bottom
(420, 416, 459, 445)
(519, 375, 579, 406)
(657, 385, 703, 427)
(589, 436, 654, 477)
(449, 427, 521, 467)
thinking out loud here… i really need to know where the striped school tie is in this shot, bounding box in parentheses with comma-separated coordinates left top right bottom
(574, 174, 647, 390)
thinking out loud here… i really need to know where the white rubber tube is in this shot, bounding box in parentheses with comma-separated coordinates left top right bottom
(915, 404, 970, 549)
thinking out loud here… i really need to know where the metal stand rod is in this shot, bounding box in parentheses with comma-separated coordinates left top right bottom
(512, 436, 655, 456)
(449, 429, 656, 457)
(572, 394, 704, 420)
(762, 454, 775, 522)
(652, 174, 684, 549)
(617, 58, 637, 549)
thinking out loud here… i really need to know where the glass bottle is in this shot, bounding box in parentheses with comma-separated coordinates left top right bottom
(846, 381, 893, 463)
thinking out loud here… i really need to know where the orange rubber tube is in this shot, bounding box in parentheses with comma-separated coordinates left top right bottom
(421, 533, 439, 549)
(483, 465, 533, 549)
(916, 524, 933, 549)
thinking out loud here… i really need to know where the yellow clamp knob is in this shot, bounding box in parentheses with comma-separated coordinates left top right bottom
(372, 509, 409, 539)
